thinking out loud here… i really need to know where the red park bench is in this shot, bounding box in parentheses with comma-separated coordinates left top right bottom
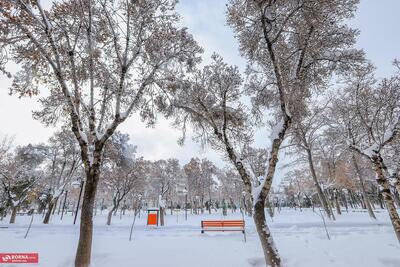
(201, 220, 246, 241)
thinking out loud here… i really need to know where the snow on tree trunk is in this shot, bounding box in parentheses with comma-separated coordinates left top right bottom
(254, 200, 281, 267)
(395, 181, 400, 201)
(372, 155, 400, 242)
(392, 176, 400, 208)
(227, 145, 281, 267)
(393, 191, 400, 208)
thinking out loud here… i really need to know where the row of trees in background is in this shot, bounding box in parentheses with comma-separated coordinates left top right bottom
(280, 62, 400, 237)
(0, 131, 247, 225)
(2, 111, 400, 228)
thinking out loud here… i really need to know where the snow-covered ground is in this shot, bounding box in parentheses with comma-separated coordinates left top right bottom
(1, 208, 399, 267)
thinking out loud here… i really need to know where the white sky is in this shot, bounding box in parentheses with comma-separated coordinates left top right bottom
(0, 0, 399, 184)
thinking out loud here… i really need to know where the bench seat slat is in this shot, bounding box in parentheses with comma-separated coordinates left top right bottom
(201, 220, 246, 242)
(201, 229, 244, 232)
(201, 220, 245, 230)
(203, 225, 243, 228)
(202, 221, 244, 223)
(202, 225, 243, 227)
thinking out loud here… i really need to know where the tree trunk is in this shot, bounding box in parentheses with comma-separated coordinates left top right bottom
(395, 179, 400, 203)
(193, 200, 197, 215)
(341, 191, 348, 212)
(372, 155, 400, 242)
(200, 196, 204, 214)
(43, 198, 56, 224)
(254, 200, 281, 267)
(106, 207, 115, 226)
(334, 190, 341, 215)
(94, 199, 97, 216)
(218, 106, 287, 267)
(395, 179, 400, 194)
(9, 206, 18, 224)
(360, 196, 367, 209)
(393, 178, 400, 208)
(298, 195, 302, 211)
(245, 196, 253, 216)
(393, 189, 400, 208)
(378, 191, 385, 209)
(348, 191, 355, 209)
(160, 207, 165, 226)
(74, 168, 100, 267)
(326, 194, 336, 220)
(306, 148, 334, 220)
(52, 197, 59, 215)
(352, 154, 376, 219)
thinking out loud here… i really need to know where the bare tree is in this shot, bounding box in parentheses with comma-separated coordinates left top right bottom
(183, 158, 217, 214)
(0, 1, 201, 266)
(289, 102, 336, 220)
(183, 158, 203, 214)
(217, 168, 245, 213)
(333, 63, 400, 241)
(104, 159, 144, 225)
(102, 132, 144, 225)
(149, 159, 181, 226)
(350, 153, 376, 218)
(42, 130, 81, 224)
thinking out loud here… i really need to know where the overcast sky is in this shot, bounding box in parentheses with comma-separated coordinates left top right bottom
(0, 0, 399, 184)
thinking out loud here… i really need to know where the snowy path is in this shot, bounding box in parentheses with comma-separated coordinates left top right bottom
(1, 209, 399, 267)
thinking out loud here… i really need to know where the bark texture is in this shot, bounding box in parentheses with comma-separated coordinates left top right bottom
(106, 208, 115, 226)
(74, 166, 100, 267)
(372, 155, 400, 242)
(43, 196, 59, 224)
(160, 207, 165, 226)
(254, 201, 280, 267)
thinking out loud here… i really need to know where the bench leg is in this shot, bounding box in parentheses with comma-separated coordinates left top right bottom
(201, 230, 204, 234)
(243, 230, 246, 243)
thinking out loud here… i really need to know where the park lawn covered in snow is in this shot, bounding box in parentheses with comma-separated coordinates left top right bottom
(0, 208, 399, 267)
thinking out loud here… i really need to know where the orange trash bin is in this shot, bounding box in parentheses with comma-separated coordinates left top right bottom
(147, 208, 159, 226)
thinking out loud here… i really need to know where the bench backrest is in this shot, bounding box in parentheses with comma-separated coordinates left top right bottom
(201, 220, 245, 228)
